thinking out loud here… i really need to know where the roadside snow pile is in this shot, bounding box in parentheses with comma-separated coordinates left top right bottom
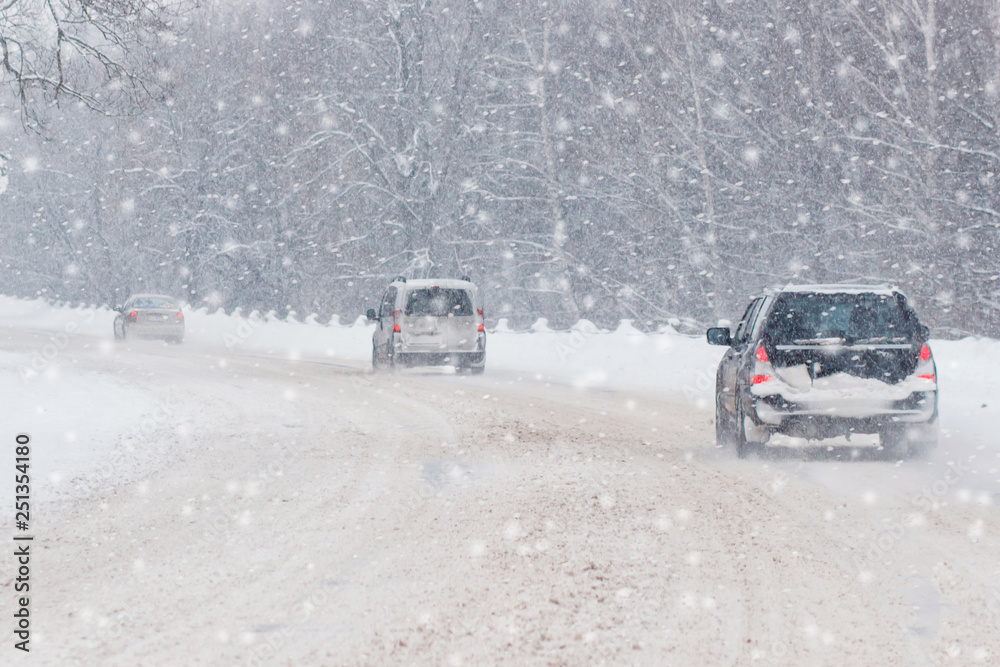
(0, 297, 107, 337)
(185, 309, 728, 399)
(487, 318, 725, 402)
(0, 349, 159, 505)
(0, 296, 373, 361)
(183, 306, 372, 360)
(0, 296, 727, 396)
(932, 337, 1000, 453)
(0, 295, 997, 411)
(2, 294, 999, 495)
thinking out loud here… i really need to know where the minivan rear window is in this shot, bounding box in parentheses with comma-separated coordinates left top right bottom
(405, 289, 473, 317)
(766, 292, 917, 344)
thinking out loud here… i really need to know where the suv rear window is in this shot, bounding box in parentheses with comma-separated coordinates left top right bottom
(766, 292, 917, 344)
(405, 289, 473, 317)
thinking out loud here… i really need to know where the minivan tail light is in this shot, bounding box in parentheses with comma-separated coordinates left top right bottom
(393, 309, 401, 333)
(129, 311, 138, 322)
(919, 344, 932, 361)
(176, 312, 184, 320)
(752, 374, 772, 385)
(477, 308, 485, 332)
(756, 345, 768, 363)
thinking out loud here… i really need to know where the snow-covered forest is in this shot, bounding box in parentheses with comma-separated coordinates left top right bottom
(1, 0, 998, 334)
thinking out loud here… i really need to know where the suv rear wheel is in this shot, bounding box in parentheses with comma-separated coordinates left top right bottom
(735, 399, 765, 459)
(715, 398, 733, 448)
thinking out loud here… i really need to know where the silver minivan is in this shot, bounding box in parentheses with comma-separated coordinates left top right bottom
(367, 277, 486, 374)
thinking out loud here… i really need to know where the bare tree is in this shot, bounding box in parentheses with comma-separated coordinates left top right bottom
(1, 0, 998, 334)
(0, 0, 178, 123)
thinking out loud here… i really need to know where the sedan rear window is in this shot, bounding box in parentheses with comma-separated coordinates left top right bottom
(405, 289, 473, 317)
(132, 296, 177, 309)
(767, 293, 918, 344)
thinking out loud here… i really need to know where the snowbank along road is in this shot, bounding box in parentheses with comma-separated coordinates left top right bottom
(3, 323, 1000, 666)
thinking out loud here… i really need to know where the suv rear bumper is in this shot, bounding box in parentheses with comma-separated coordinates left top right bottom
(752, 391, 936, 439)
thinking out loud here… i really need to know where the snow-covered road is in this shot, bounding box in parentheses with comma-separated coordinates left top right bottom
(2, 319, 999, 666)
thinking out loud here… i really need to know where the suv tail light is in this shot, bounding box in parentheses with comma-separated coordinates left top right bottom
(176, 312, 184, 321)
(477, 308, 485, 333)
(128, 311, 138, 322)
(917, 343, 936, 382)
(392, 309, 401, 333)
(751, 345, 773, 385)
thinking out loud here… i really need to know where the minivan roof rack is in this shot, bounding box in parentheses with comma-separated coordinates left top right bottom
(460, 275, 471, 282)
(392, 275, 407, 283)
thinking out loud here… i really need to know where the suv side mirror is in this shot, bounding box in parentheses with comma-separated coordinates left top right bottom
(706, 327, 732, 346)
(113, 304, 123, 313)
(366, 309, 378, 322)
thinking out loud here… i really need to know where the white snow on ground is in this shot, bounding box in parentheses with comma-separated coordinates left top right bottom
(0, 296, 727, 394)
(4, 295, 1000, 664)
(1, 294, 998, 498)
(0, 348, 159, 505)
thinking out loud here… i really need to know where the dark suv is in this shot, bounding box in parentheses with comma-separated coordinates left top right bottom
(707, 285, 938, 458)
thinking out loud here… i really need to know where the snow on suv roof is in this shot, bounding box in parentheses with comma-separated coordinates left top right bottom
(780, 284, 898, 296)
(394, 278, 478, 291)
